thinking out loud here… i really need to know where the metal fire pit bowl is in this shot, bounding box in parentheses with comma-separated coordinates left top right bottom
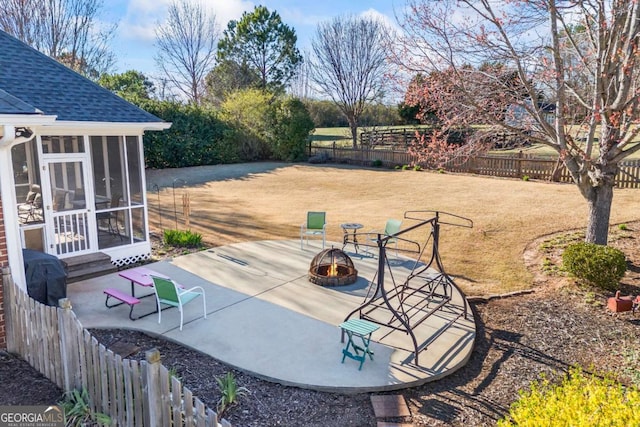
(308, 248, 358, 286)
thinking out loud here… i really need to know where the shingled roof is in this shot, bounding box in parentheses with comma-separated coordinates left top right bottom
(0, 30, 163, 123)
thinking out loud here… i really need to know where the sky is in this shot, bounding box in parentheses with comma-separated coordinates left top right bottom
(102, 0, 405, 78)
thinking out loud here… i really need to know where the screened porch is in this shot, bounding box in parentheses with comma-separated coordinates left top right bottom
(11, 133, 150, 265)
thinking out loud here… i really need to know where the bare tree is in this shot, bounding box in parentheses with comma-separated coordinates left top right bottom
(0, 0, 44, 47)
(288, 50, 313, 100)
(310, 15, 392, 147)
(46, 0, 116, 78)
(155, 0, 219, 105)
(397, 0, 640, 245)
(0, 0, 115, 78)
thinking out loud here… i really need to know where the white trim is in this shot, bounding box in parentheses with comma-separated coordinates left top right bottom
(34, 121, 171, 134)
(138, 135, 151, 247)
(102, 241, 152, 265)
(0, 117, 169, 132)
(0, 143, 27, 290)
(0, 114, 57, 125)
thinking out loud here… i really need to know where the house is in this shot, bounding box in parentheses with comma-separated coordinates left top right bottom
(505, 100, 556, 129)
(0, 31, 170, 347)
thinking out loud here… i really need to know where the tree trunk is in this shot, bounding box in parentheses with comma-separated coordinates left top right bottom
(349, 122, 358, 148)
(585, 181, 614, 245)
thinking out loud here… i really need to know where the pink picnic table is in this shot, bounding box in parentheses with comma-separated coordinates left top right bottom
(118, 266, 168, 299)
(103, 267, 169, 320)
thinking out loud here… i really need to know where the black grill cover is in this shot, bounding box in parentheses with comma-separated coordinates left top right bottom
(23, 249, 67, 306)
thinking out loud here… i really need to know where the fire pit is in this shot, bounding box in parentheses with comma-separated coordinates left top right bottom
(309, 248, 358, 286)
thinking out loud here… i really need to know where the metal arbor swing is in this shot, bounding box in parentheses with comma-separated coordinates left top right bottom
(344, 210, 473, 365)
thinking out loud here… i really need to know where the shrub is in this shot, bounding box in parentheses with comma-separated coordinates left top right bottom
(413, 164, 422, 171)
(522, 175, 530, 181)
(216, 372, 249, 417)
(163, 229, 203, 248)
(372, 159, 383, 167)
(270, 97, 315, 161)
(401, 164, 409, 170)
(219, 88, 272, 161)
(60, 388, 111, 427)
(562, 242, 626, 290)
(142, 100, 236, 168)
(619, 223, 629, 231)
(498, 367, 640, 427)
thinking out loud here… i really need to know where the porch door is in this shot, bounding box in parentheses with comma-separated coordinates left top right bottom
(42, 156, 96, 257)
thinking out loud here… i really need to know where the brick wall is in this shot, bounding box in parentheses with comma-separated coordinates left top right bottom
(0, 196, 7, 349)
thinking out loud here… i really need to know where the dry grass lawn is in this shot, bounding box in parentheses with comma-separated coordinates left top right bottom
(147, 163, 640, 295)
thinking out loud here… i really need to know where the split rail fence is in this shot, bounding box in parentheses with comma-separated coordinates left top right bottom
(310, 144, 640, 189)
(2, 267, 231, 427)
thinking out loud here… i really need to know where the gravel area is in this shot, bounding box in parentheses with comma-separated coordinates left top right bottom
(2, 226, 639, 426)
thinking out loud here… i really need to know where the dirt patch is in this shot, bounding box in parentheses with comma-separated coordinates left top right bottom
(0, 351, 64, 405)
(2, 228, 639, 426)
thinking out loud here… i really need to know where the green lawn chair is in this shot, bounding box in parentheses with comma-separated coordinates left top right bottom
(300, 211, 327, 249)
(366, 218, 402, 256)
(151, 276, 207, 331)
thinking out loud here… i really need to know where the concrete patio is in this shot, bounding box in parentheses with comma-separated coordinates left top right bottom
(68, 239, 476, 393)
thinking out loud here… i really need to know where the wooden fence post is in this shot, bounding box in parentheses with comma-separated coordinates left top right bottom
(517, 150, 523, 178)
(58, 298, 75, 392)
(145, 348, 163, 427)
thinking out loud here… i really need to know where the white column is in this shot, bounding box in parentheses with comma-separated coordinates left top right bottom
(0, 140, 27, 290)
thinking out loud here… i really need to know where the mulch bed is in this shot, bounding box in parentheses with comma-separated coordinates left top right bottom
(2, 229, 639, 426)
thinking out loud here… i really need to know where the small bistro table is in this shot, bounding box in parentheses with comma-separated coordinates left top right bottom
(340, 222, 363, 253)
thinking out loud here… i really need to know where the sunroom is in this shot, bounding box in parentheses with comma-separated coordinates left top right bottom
(0, 29, 169, 290)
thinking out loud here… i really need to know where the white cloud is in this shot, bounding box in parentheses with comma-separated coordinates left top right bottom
(212, 0, 255, 29)
(277, 7, 329, 28)
(119, 0, 171, 41)
(360, 8, 398, 31)
(119, 0, 254, 42)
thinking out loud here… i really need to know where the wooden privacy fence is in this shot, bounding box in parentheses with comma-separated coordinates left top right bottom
(2, 268, 231, 427)
(309, 144, 640, 189)
(359, 128, 472, 147)
(360, 128, 421, 147)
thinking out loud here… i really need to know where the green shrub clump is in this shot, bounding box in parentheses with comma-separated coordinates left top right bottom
(562, 242, 626, 291)
(372, 159, 383, 167)
(498, 367, 640, 427)
(163, 229, 203, 248)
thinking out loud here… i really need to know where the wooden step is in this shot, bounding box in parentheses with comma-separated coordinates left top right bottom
(63, 252, 117, 283)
